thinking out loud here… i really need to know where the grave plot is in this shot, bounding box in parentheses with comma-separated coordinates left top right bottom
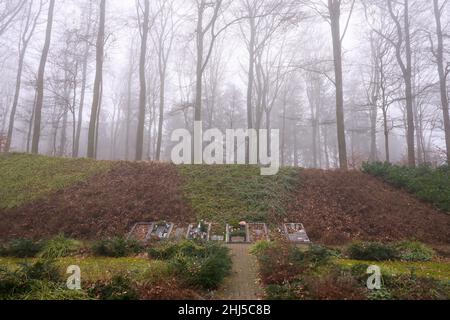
(170, 224, 188, 241)
(127, 222, 153, 242)
(186, 221, 211, 240)
(209, 223, 226, 242)
(148, 221, 174, 241)
(283, 223, 311, 243)
(247, 223, 269, 243)
(226, 222, 249, 243)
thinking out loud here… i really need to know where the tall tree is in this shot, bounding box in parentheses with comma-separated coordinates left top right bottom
(386, 0, 415, 167)
(327, 0, 354, 170)
(431, 0, 450, 163)
(73, 0, 94, 158)
(31, 0, 55, 154)
(152, 0, 176, 161)
(5, 0, 42, 152)
(135, 0, 150, 161)
(87, 0, 106, 159)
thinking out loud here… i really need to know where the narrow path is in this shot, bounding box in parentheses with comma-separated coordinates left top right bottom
(215, 244, 264, 300)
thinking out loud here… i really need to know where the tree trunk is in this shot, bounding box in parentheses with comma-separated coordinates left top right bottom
(328, 0, 348, 169)
(194, 2, 204, 123)
(156, 74, 165, 161)
(31, 0, 55, 154)
(433, 0, 450, 164)
(73, 3, 92, 158)
(125, 57, 132, 160)
(135, 0, 150, 161)
(5, 47, 26, 152)
(87, 0, 105, 159)
(26, 92, 37, 153)
(403, 0, 415, 167)
(383, 109, 390, 163)
(246, 15, 255, 131)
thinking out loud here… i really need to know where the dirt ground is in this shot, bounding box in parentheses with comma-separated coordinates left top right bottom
(0, 162, 195, 240)
(286, 169, 450, 245)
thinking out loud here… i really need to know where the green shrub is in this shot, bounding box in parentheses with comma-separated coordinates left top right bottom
(39, 235, 81, 259)
(307, 245, 338, 266)
(0, 260, 65, 300)
(148, 240, 206, 260)
(347, 242, 399, 261)
(265, 283, 302, 300)
(394, 241, 435, 262)
(0, 267, 29, 299)
(88, 274, 138, 300)
(18, 280, 89, 300)
(383, 273, 450, 300)
(367, 288, 393, 300)
(363, 162, 450, 212)
(250, 240, 273, 256)
(19, 260, 62, 283)
(1, 239, 43, 258)
(162, 241, 232, 290)
(92, 237, 143, 257)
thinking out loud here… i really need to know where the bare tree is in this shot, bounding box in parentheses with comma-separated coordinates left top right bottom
(0, 0, 26, 37)
(87, 0, 105, 159)
(5, 0, 42, 152)
(327, 0, 354, 170)
(73, 0, 94, 158)
(385, 0, 416, 167)
(135, 0, 150, 161)
(151, 0, 177, 161)
(31, 0, 55, 154)
(431, 0, 450, 163)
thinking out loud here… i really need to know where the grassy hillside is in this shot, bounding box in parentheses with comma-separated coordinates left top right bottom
(179, 165, 300, 225)
(0, 153, 112, 209)
(363, 162, 450, 212)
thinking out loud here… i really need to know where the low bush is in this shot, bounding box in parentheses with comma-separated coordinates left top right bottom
(88, 274, 139, 300)
(383, 273, 450, 300)
(250, 240, 273, 257)
(347, 242, 399, 261)
(19, 260, 62, 283)
(148, 240, 205, 260)
(253, 242, 335, 286)
(92, 237, 143, 257)
(265, 283, 304, 300)
(39, 235, 81, 259)
(394, 241, 435, 262)
(0, 259, 77, 300)
(0, 239, 42, 258)
(363, 162, 450, 212)
(303, 267, 368, 300)
(148, 240, 232, 290)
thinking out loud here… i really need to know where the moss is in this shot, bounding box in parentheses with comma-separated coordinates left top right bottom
(337, 259, 450, 281)
(0, 153, 112, 209)
(178, 165, 300, 225)
(0, 257, 170, 282)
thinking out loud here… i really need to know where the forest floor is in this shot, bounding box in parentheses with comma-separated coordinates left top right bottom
(0, 153, 449, 246)
(286, 169, 450, 245)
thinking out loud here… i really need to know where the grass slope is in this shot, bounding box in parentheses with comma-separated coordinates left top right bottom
(0, 257, 169, 282)
(337, 259, 450, 282)
(179, 165, 300, 225)
(0, 153, 112, 209)
(363, 162, 450, 212)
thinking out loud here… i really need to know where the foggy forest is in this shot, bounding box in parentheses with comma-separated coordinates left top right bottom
(1, 0, 449, 169)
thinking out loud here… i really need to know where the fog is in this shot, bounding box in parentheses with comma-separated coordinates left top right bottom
(0, 0, 449, 168)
